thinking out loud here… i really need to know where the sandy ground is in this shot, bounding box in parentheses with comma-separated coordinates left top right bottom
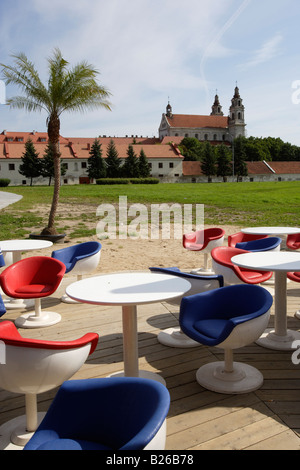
(25, 222, 242, 274)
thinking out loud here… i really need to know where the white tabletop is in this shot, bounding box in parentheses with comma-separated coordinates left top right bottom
(241, 226, 300, 235)
(0, 239, 53, 252)
(66, 271, 191, 306)
(232, 251, 300, 272)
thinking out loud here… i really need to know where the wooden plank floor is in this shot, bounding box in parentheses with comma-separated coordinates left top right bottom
(1, 274, 300, 450)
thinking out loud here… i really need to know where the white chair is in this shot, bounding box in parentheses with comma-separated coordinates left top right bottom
(179, 284, 273, 393)
(0, 320, 99, 447)
(149, 267, 223, 347)
(51, 241, 102, 303)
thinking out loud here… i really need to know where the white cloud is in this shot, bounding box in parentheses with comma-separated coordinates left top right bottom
(239, 33, 283, 70)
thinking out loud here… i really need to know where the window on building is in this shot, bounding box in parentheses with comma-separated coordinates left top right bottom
(169, 162, 174, 168)
(62, 163, 68, 170)
(148, 162, 152, 169)
(195, 134, 198, 139)
(8, 163, 15, 170)
(17, 138, 23, 142)
(22, 180, 27, 185)
(158, 162, 163, 169)
(204, 134, 208, 141)
(81, 162, 87, 169)
(185, 133, 189, 138)
(213, 134, 217, 140)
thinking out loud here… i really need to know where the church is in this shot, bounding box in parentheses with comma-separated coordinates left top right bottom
(158, 85, 246, 144)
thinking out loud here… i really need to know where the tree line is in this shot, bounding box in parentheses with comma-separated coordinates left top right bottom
(87, 139, 150, 180)
(18, 138, 151, 185)
(179, 135, 300, 182)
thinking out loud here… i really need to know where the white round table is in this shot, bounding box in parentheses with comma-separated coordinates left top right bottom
(66, 271, 191, 385)
(0, 239, 53, 310)
(232, 251, 300, 350)
(241, 226, 300, 236)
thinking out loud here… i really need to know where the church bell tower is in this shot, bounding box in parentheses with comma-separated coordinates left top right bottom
(228, 85, 246, 138)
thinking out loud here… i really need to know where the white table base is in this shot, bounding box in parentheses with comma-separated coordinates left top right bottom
(158, 327, 200, 348)
(109, 305, 166, 384)
(196, 361, 264, 394)
(14, 311, 61, 329)
(0, 412, 46, 449)
(256, 271, 300, 350)
(3, 298, 34, 310)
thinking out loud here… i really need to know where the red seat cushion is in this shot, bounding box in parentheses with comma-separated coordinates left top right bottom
(15, 284, 53, 295)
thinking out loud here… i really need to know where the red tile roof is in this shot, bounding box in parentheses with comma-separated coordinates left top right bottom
(0, 133, 183, 160)
(166, 114, 229, 129)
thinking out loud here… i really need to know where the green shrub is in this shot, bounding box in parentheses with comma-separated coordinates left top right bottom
(96, 178, 159, 185)
(0, 179, 10, 187)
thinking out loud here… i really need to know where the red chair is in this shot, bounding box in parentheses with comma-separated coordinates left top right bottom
(0, 256, 66, 328)
(287, 271, 300, 318)
(183, 227, 225, 273)
(228, 231, 268, 247)
(211, 246, 272, 285)
(0, 320, 99, 448)
(286, 233, 300, 250)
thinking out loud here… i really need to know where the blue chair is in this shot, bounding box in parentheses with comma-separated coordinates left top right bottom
(0, 293, 6, 318)
(179, 284, 273, 394)
(0, 248, 5, 268)
(24, 377, 170, 450)
(235, 236, 282, 252)
(149, 267, 223, 347)
(51, 241, 102, 303)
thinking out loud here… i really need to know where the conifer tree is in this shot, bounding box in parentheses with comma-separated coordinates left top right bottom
(201, 142, 216, 182)
(106, 139, 121, 177)
(216, 144, 231, 182)
(19, 138, 41, 186)
(41, 142, 65, 186)
(122, 144, 140, 178)
(138, 148, 150, 177)
(87, 139, 106, 180)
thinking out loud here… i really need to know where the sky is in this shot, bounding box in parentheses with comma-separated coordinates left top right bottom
(1, 0, 300, 145)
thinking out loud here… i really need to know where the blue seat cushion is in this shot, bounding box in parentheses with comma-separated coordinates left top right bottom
(36, 438, 111, 450)
(193, 318, 231, 343)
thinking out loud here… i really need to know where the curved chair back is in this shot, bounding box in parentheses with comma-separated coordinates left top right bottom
(0, 320, 98, 395)
(51, 241, 101, 274)
(183, 227, 225, 252)
(211, 246, 272, 285)
(180, 284, 272, 348)
(286, 233, 300, 250)
(0, 256, 65, 299)
(235, 237, 282, 252)
(228, 232, 268, 247)
(24, 377, 170, 451)
(149, 266, 223, 305)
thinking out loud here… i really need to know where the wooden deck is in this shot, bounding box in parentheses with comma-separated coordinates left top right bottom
(1, 274, 300, 451)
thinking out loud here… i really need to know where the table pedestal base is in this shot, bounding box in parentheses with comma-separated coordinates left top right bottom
(158, 327, 199, 348)
(256, 328, 300, 350)
(61, 294, 79, 304)
(15, 311, 61, 329)
(294, 310, 300, 320)
(109, 370, 166, 386)
(4, 298, 35, 310)
(196, 361, 263, 394)
(190, 268, 216, 276)
(0, 412, 46, 450)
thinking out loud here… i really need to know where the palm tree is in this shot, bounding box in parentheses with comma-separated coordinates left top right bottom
(1, 49, 111, 235)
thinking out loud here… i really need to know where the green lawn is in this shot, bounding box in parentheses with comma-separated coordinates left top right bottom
(0, 181, 299, 239)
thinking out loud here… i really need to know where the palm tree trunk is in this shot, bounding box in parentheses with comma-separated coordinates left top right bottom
(41, 113, 61, 235)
